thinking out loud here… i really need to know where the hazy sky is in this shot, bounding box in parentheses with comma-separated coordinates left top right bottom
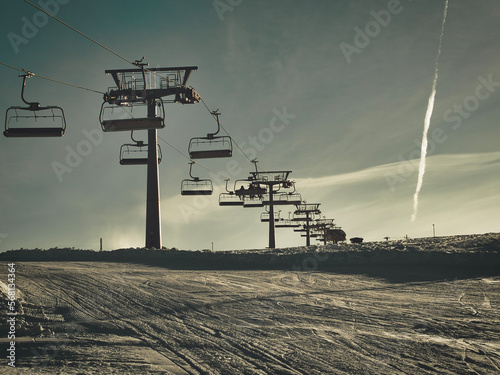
(1, 0, 499, 251)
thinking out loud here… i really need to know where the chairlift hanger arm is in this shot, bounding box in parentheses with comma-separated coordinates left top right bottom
(224, 179, 234, 194)
(130, 131, 144, 145)
(207, 110, 222, 138)
(19, 73, 40, 110)
(188, 162, 196, 179)
(132, 58, 149, 90)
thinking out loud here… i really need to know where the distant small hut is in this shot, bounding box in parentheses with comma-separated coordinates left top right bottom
(350, 237, 363, 244)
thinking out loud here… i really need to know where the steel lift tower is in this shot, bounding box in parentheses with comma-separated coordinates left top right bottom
(293, 203, 321, 246)
(100, 63, 200, 249)
(309, 218, 335, 245)
(249, 170, 293, 249)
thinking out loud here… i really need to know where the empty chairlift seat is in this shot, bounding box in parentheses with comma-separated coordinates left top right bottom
(219, 192, 244, 206)
(4, 106, 66, 137)
(119, 142, 162, 165)
(275, 219, 300, 228)
(188, 136, 233, 159)
(188, 111, 232, 159)
(4, 74, 66, 138)
(102, 117, 163, 132)
(99, 100, 165, 132)
(242, 196, 264, 208)
(181, 162, 213, 196)
(262, 192, 302, 206)
(218, 179, 243, 206)
(260, 212, 280, 222)
(181, 178, 213, 195)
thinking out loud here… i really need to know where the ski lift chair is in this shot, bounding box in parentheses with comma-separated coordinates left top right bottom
(262, 192, 302, 206)
(235, 182, 267, 198)
(181, 162, 213, 196)
(119, 142, 162, 165)
(242, 196, 264, 208)
(100, 99, 165, 132)
(4, 73, 66, 137)
(218, 179, 243, 206)
(275, 219, 300, 228)
(119, 132, 162, 165)
(260, 212, 280, 222)
(188, 110, 233, 159)
(219, 192, 244, 206)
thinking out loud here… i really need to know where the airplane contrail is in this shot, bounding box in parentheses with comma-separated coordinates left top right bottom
(411, 0, 449, 222)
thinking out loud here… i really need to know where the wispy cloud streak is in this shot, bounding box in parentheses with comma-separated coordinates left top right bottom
(411, 0, 449, 222)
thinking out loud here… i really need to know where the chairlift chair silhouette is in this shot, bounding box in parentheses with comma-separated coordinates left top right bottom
(219, 192, 244, 206)
(100, 99, 165, 132)
(262, 192, 302, 206)
(219, 179, 243, 206)
(188, 110, 233, 159)
(292, 212, 315, 222)
(119, 132, 162, 165)
(181, 162, 213, 196)
(101, 61, 167, 132)
(242, 196, 264, 208)
(294, 203, 321, 214)
(4, 73, 66, 138)
(260, 211, 280, 222)
(275, 219, 300, 228)
(276, 212, 300, 228)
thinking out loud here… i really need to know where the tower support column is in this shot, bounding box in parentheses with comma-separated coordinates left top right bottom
(145, 99, 161, 249)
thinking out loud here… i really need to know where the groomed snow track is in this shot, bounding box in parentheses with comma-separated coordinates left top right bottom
(1, 259, 500, 374)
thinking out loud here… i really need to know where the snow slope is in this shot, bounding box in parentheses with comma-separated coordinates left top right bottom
(1, 233, 500, 374)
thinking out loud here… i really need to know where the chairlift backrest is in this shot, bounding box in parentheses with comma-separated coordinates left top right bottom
(219, 192, 244, 206)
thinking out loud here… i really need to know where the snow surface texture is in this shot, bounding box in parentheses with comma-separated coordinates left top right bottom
(1, 233, 499, 374)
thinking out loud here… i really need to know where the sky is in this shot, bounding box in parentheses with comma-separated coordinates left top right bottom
(1, 0, 500, 251)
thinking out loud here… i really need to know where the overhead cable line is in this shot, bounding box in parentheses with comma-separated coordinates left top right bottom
(0, 61, 105, 95)
(23, 0, 268, 175)
(23, 0, 135, 66)
(107, 104, 231, 179)
(157, 134, 231, 180)
(23, 0, 173, 85)
(199, 96, 267, 173)
(157, 134, 191, 162)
